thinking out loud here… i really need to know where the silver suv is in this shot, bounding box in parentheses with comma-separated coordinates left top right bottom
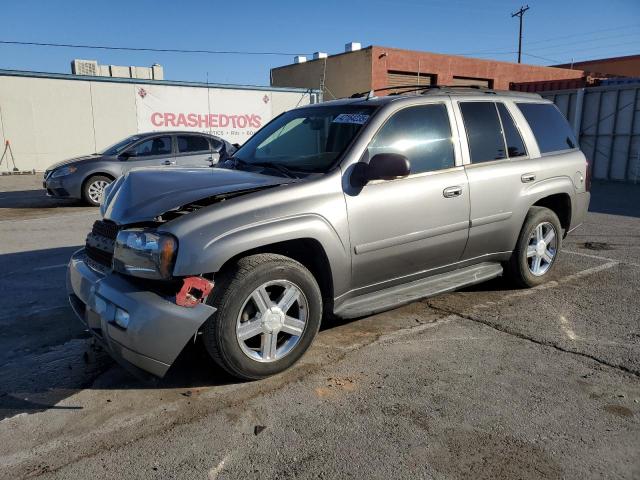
(67, 87, 590, 380)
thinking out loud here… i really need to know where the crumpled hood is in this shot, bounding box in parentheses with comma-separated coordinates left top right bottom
(46, 154, 103, 171)
(102, 167, 289, 224)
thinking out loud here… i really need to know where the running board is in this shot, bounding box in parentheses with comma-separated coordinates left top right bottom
(334, 262, 503, 319)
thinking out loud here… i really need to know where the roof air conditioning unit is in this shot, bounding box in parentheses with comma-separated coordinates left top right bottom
(313, 52, 328, 60)
(71, 59, 99, 76)
(345, 42, 361, 52)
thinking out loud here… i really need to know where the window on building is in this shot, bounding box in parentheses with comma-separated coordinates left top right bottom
(496, 103, 527, 158)
(452, 76, 493, 88)
(367, 104, 455, 174)
(517, 103, 577, 153)
(387, 71, 436, 94)
(177, 135, 210, 153)
(129, 136, 172, 157)
(460, 102, 506, 163)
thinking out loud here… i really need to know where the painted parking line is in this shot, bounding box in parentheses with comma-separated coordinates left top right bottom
(563, 249, 640, 268)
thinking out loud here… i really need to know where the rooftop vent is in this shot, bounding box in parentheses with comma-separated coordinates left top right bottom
(313, 52, 328, 60)
(71, 59, 98, 76)
(345, 42, 361, 52)
(294, 55, 307, 64)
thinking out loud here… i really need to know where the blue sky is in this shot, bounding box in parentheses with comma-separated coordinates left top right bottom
(1, 0, 638, 86)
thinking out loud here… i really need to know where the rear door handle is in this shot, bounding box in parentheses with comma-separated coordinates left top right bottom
(163, 160, 176, 165)
(521, 173, 536, 183)
(443, 186, 462, 198)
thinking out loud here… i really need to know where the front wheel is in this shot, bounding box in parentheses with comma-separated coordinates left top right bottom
(505, 206, 562, 288)
(202, 254, 322, 380)
(82, 175, 112, 206)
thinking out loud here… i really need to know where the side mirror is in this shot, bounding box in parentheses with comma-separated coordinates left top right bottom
(366, 153, 410, 182)
(119, 150, 136, 160)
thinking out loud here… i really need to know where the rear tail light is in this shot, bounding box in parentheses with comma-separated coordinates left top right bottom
(585, 159, 592, 192)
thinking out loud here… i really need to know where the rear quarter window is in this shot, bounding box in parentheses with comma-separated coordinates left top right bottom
(517, 103, 577, 154)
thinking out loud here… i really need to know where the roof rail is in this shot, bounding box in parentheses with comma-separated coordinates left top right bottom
(349, 84, 542, 99)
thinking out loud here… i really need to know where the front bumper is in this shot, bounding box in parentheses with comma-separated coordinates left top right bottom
(67, 249, 215, 377)
(43, 174, 82, 199)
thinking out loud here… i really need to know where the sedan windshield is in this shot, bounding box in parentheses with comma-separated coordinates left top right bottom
(100, 135, 142, 156)
(232, 105, 376, 174)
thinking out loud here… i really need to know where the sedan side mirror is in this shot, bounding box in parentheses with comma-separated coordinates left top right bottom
(119, 150, 136, 160)
(366, 153, 410, 181)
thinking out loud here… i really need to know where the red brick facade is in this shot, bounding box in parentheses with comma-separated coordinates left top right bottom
(370, 46, 584, 91)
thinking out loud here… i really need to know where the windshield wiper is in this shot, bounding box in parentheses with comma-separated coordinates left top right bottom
(252, 161, 300, 179)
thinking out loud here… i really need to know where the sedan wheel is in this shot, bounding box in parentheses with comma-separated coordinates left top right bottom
(83, 175, 113, 206)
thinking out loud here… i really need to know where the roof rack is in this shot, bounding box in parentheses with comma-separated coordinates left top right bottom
(350, 84, 487, 99)
(349, 84, 541, 99)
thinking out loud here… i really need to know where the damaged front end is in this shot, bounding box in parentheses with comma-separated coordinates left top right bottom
(68, 167, 288, 377)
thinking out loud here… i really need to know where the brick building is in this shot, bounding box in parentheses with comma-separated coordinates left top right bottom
(271, 44, 585, 100)
(554, 54, 640, 78)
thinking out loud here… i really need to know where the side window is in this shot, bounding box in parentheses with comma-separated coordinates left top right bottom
(129, 136, 172, 157)
(459, 102, 506, 163)
(517, 103, 577, 153)
(210, 138, 223, 152)
(177, 135, 210, 153)
(496, 103, 527, 158)
(367, 104, 455, 174)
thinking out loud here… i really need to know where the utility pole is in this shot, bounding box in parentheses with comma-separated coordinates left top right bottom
(511, 5, 530, 64)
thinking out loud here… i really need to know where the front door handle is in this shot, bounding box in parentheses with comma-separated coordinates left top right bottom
(443, 186, 462, 198)
(521, 173, 536, 183)
(163, 160, 176, 165)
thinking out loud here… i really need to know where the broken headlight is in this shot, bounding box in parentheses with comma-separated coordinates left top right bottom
(112, 229, 178, 279)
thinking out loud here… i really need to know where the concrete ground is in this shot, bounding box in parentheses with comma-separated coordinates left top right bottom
(0, 175, 638, 479)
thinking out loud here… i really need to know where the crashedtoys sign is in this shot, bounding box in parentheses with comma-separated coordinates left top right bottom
(135, 84, 272, 143)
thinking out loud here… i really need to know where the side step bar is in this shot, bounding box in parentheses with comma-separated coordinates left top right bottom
(334, 262, 503, 319)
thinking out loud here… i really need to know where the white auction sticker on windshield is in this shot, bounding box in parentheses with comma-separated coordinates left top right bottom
(332, 113, 370, 124)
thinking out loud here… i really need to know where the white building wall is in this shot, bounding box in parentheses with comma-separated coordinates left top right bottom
(0, 72, 316, 171)
(0, 76, 95, 171)
(90, 82, 138, 152)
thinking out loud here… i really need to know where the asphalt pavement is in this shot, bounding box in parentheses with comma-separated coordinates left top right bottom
(0, 175, 638, 479)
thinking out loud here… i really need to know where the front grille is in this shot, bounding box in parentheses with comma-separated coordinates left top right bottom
(92, 220, 119, 240)
(85, 244, 114, 266)
(86, 220, 119, 268)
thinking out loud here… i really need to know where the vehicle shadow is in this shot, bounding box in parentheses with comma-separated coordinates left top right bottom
(0, 247, 242, 421)
(588, 181, 640, 218)
(0, 188, 87, 209)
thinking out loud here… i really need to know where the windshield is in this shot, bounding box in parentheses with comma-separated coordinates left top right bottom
(100, 135, 142, 156)
(232, 105, 376, 173)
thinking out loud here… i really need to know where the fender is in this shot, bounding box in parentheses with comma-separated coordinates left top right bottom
(171, 213, 352, 298)
(504, 175, 575, 249)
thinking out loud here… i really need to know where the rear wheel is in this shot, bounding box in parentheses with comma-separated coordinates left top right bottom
(82, 175, 112, 206)
(506, 206, 562, 288)
(202, 254, 322, 380)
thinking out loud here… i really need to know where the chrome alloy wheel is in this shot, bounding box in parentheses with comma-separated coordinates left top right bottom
(526, 221, 558, 276)
(235, 280, 308, 363)
(87, 179, 110, 204)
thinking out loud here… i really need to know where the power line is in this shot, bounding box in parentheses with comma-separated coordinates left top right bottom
(527, 31, 640, 53)
(0, 40, 308, 57)
(452, 23, 640, 58)
(524, 23, 640, 46)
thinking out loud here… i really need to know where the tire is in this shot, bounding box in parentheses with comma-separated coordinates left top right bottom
(82, 175, 113, 206)
(202, 253, 322, 380)
(505, 206, 562, 288)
